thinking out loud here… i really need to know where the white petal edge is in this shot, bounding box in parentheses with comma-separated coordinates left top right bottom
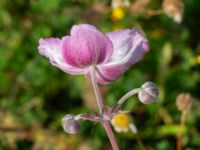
(38, 37, 88, 75)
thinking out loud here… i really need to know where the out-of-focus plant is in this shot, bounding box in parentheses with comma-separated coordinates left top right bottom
(162, 0, 184, 23)
(176, 93, 192, 150)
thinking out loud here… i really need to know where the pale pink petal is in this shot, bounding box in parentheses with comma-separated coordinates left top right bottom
(38, 38, 86, 75)
(62, 24, 113, 67)
(95, 64, 126, 84)
(91, 29, 149, 84)
(106, 29, 149, 66)
(39, 38, 60, 59)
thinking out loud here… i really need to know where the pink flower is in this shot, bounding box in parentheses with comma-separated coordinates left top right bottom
(38, 24, 149, 84)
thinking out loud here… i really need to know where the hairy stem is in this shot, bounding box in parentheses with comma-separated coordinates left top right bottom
(103, 121, 119, 150)
(90, 66, 104, 114)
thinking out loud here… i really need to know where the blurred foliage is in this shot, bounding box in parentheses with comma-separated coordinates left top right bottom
(0, 0, 200, 150)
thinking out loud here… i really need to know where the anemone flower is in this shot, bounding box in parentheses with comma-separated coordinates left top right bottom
(38, 24, 149, 85)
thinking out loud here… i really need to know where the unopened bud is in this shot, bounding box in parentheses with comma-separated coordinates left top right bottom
(138, 81, 159, 104)
(176, 93, 192, 112)
(62, 114, 81, 134)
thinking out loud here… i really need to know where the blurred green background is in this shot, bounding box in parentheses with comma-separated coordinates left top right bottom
(0, 0, 200, 149)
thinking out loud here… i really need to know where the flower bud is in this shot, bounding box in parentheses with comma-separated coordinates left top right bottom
(62, 114, 81, 134)
(138, 81, 159, 104)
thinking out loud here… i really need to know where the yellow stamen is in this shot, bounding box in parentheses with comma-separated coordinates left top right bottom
(112, 113, 131, 128)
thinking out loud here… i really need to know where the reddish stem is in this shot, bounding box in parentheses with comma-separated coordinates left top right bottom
(103, 121, 119, 150)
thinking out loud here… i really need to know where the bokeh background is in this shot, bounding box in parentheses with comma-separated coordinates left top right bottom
(0, 0, 200, 149)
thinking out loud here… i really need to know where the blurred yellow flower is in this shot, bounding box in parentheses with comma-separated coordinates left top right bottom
(196, 55, 200, 64)
(111, 112, 137, 133)
(111, 7, 125, 21)
(189, 55, 200, 65)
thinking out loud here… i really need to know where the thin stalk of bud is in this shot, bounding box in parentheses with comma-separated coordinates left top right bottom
(113, 88, 140, 112)
(113, 81, 158, 112)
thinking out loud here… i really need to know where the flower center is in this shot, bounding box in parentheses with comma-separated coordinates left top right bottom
(112, 113, 131, 128)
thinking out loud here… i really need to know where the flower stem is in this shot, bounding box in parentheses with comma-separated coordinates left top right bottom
(90, 66, 104, 114)
(103, 121, 119, 150)
(90, 66, 119, 150)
